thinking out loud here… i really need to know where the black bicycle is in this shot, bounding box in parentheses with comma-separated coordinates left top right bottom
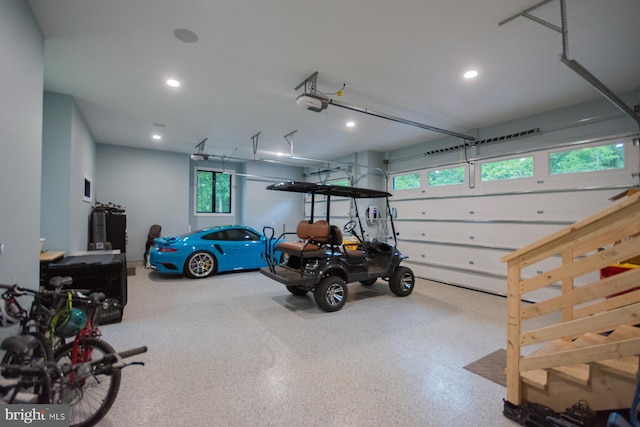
(1, 334, 147, 427)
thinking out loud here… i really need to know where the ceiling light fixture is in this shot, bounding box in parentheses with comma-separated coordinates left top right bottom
(152, 134, 162, 140)
(166, 79, 180, 87)
(346, 121, 355, 128)
(463, 70, 478, 79)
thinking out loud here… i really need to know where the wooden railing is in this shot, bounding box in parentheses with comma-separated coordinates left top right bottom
(501, 190, 640, 406)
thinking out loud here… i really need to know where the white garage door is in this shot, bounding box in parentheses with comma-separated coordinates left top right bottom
(389, 137, 639, 301)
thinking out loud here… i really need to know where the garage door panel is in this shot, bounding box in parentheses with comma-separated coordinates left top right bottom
(399, 241, 506, 276)
(392, 190, 618, 222)
(406, 261, 560, 302)
(304, 199, 351, 219)
(395, 221, 566, 249)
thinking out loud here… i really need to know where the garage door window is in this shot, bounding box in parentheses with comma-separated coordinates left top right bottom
(195, 169, 232, 215)
(549, 143, 624, 175)
(428, 166, 465, 187)
(393, 173, 420, 190)
(481, 156, 533, 182)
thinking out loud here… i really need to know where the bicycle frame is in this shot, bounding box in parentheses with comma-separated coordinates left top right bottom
(66, 306, 102, 383)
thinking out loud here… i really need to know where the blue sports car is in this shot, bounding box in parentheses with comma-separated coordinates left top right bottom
(149, 225, 278, 279)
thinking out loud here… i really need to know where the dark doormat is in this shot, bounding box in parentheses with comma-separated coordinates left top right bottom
(127, 267, 136, 276)
(463, 348, 506, 387)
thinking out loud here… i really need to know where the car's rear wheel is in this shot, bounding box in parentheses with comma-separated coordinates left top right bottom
(314, 275, 348, 312)
(286, 285, 308, 296)
(184, 251, 217, 279)
(389, 266, 415, 297)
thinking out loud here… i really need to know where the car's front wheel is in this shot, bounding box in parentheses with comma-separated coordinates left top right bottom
(389, 266, 415, 297)
(184, 251, 217, 279)
(314, 275, 348, 312)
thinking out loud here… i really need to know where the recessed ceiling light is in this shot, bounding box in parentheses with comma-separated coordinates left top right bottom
(166, 79, 180, 87)
(152, 134, 162, 140)
(346, 121, 355, 128)
(463, 70, 478, 79)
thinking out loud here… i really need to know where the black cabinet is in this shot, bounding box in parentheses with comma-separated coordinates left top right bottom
(45, 254, 128, 324)
(90, 208, 126, 253)
(106, 214, 126, 253)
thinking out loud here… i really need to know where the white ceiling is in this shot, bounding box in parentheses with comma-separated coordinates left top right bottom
(27, 0, 640, 163)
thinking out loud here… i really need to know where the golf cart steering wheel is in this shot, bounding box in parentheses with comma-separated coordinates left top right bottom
(343, 220, 362, 242)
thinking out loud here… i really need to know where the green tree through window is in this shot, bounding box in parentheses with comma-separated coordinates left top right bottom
(196, 170, 231, 214)
(428, 167, 465, 186)
(550, 143, 624, 175)
(481, 157, 533, 182)
(393, 173, 420, 190)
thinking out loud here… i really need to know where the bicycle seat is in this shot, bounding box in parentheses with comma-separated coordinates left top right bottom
(0, 335, 38, 357)
(49, 276, 73, 289)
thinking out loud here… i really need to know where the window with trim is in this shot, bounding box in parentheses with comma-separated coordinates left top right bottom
(392, 173, 420, 190)
(428, 166, 465, 186)
(195, 169, 232, 215)
(481, 157, 533, 182)
(549, 143, 625, 175)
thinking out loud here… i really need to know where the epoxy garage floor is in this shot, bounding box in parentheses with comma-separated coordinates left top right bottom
(97, 268, 521, 426)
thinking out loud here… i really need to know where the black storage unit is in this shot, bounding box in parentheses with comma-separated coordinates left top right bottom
(90, 208, 126, 253)
(105, 214, 126, 253)
(45, 254, 127, 324)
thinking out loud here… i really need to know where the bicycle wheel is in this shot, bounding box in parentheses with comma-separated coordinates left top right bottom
(0, 332, 54, 403)
(54, 338, 122, 427)
(1, 331, 53, 364)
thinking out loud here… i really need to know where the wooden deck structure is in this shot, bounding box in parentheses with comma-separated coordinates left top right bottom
(501, 190, 640, 411)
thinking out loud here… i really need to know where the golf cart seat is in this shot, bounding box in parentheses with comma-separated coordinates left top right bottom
(330, 225, 367, 260)
(277, 220, 330, 253)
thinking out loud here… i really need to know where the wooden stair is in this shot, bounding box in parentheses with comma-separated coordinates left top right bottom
(520, 325, 640, 411)
(501, 190, 640, 413)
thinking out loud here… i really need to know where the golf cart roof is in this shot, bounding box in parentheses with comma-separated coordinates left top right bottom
(266, 181, 391, 198)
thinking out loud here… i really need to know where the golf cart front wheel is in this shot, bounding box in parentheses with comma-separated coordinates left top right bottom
(389, 266, 415, 297)
(314, 276, 348, 312)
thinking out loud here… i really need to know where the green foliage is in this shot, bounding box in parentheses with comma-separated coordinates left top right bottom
(196, 170, 231, 214)
(550, 144, 624, 175)
(481, 157, 533, 182)
(393, 173, 420, 190)
(428, 167, 465, 186)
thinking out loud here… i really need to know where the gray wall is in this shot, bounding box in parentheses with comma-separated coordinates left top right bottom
(41, 92, 95, 254)
(95, 148, 305, 261)
(240, 161, 305, 235)
(95, 144, 190, 261)
(0, 0, 44, 287)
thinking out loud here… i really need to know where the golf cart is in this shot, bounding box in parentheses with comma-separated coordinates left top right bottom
(261, 181, 414, 312)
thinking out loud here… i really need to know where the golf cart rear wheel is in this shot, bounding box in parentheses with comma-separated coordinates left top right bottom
(286, 285, 308, 296)
(389, 266, 415, 297)
(314, 275, 348, 312)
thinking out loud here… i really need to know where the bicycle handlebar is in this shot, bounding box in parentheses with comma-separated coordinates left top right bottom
(59, 345, 148, 375)
(116, 346, 148, 359)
